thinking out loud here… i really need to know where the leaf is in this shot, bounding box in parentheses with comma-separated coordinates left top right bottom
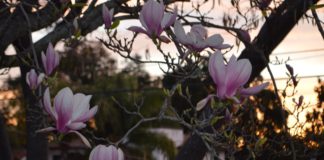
(70, 3, 88, 8)
(202, 135, 213, 143)
(210, 116, 224, 125)
(58, 133, 64, 141)
(310, 4, 324, 9)
(74, 29, 81, 38)
(261, 10, 267, 17)
(256, 137, 267, 149)
(185, 86, 190, 97)
(211, 99, 221, 109)
(111, 20, 120, 29)
(163, 88, 170, 96)
(176, 84, 183, 96)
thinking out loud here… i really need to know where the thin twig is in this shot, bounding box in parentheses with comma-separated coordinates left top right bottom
(115, 117, 158, 146)
(266, 64, 296, 160)
(310, 1, 324, 40)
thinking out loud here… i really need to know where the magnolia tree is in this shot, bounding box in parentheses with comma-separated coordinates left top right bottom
(0, 0, 323, 159)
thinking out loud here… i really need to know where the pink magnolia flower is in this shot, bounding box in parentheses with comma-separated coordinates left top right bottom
(42, 87, 98, 132)
(102, 5, 114, 29)
(196, 51, 269, 110)
(89, 145, 124, 160)
(42, 43, 60, 76)
(128, 0, 177, 43)
(26, 69, 44, 90)
(208, 51, 269, 99)
(174, 20, 231, 52)
(38, 87, 98, 147)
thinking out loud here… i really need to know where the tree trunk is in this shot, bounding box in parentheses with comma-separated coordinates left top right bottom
(0, 113, 12, 160)
(14, 35, 48, 160)
(20, 66, 48, 160)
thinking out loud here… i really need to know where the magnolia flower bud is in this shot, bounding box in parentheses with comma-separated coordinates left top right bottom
(26, 69, 44, 90)
(102, 5, 114, 29)
(285, 64, 298, 87)
(42, 43, 60, 76)
(293, 95, 304, 107)
(285, 64, 294, 76)
(237, 29, 251, 43)
(89, 145, 124, 160)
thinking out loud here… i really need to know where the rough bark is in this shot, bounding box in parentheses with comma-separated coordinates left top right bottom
(0, 114, 12, 160)
(14, 36, 48, 160)
(22, 67, 48, 160)
(0, 1, 64, 53)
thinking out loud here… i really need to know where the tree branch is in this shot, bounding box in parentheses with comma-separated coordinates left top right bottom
(239, 0, 319, 82)
(0, 0, 185, 69)
(0, 1, 64, 53)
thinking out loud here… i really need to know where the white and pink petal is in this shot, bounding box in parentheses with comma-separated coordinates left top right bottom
(69, 131, 91, 148)
(35, 127, 56, 133)
(43, 88, 57, 120)
(240, 82, 269, 96)
(75, 105, 98, 122)
(67, 122, 86, 130)
(208, 51, 226, 86)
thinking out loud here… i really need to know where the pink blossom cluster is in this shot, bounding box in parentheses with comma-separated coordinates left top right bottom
(26, 43, 59, 91)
